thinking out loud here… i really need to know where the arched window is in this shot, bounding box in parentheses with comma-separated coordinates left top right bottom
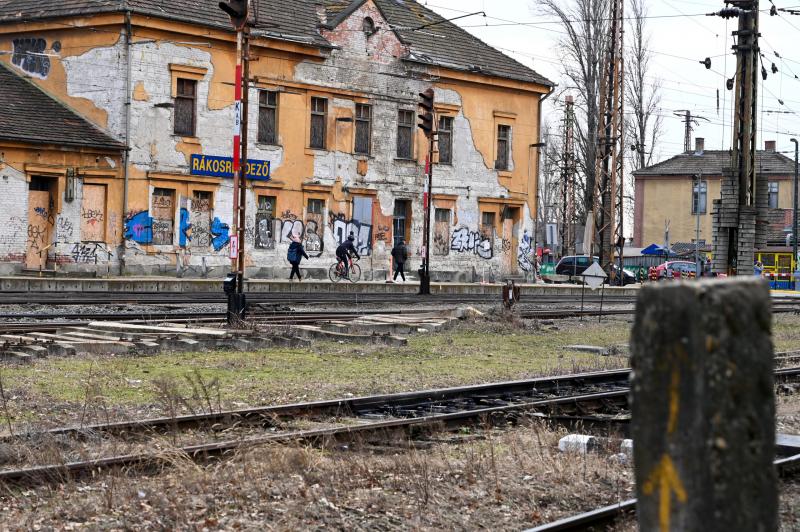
(362, 17, 376, 36)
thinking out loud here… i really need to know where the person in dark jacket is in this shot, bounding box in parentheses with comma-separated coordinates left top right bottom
(391, 240, 408, 281)
(335, 232, 360, 278)
(287, 236, 310, 281)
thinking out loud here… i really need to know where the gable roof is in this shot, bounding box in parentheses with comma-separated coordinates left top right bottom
(0, 62, 124, 150)
(0, 0, 553, 86)
(633, 150, 795, 177)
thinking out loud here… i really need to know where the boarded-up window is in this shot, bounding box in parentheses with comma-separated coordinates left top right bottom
(174, 78, 196, 136)
(433, 208, 450, 256)
(495, 125, 510, 170)
(81, 184, 106, 242)
(152, 188, 175, 245)
(355, 104, 371, 155)
(310, 97, 327, 149)
(190, 191, 212, 248)
(397, 109, 414, 159)
(258, 90, 278, 144)
(255, 195, 276, 249)
(438, 116, 453, 164)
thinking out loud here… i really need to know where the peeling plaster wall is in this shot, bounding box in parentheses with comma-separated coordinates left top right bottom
(0, 162, 28, 274)
(0, 2, 543, 278)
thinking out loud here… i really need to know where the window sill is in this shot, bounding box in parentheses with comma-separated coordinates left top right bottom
(305, 147, 329, 156)
(496, 170, 513, 177)
(394, 157, 417, 164)
(174, 135, 200, 145)
(257, 142, 283, 149)
(354, 153, 373, 160)
(435, 161, 453, 167)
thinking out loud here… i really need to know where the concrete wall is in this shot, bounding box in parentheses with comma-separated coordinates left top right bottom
(0, 1, 547, 279)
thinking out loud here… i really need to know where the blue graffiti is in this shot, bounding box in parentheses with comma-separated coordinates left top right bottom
(179, 207, 191, 247)
(210, 217, 230, 251)
(124, 211, 153, 244)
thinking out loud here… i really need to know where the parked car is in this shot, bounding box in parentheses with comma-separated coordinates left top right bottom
(654, 261, 697, 279)
(609, 264, 637, 286)
(555, 255, 598, 277)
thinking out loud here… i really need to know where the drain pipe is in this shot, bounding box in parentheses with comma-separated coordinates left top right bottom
(120, 10, 133, 276)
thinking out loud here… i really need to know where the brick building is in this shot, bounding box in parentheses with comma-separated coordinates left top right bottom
(633, 138, 795, 251)
(0, 0, 553, 279)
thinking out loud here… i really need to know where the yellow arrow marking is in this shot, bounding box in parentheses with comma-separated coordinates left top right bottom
(667, 365, 680, 434)
(643, 454, 688, 532)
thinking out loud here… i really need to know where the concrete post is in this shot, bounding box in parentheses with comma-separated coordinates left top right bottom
(631, 277, 776, 532)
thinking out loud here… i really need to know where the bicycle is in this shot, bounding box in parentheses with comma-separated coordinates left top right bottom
(329, 255, 361, 283)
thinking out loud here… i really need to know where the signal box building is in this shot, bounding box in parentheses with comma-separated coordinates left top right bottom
(0, 0, 553, 279)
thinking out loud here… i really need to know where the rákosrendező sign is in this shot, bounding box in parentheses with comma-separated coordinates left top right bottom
(190, 154, 271, 181)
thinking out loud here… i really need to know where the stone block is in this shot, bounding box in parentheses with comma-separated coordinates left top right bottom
(631, 278, 776, 531)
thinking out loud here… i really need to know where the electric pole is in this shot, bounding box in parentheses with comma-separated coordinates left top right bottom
(593, 0, 625, 284)
(710, 0, 761, 276)
(674, 110, 710, 153)
(417, 88, 435, 296)
(219, 0, 250, 322)
(560, 95, 576, 257)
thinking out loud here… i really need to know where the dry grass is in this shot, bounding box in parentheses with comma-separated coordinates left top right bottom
(0, 421, 635, 530)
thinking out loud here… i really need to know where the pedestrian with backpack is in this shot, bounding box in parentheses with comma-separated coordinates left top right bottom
(287, 236, 309, 281)
(391, 240, 409, 281)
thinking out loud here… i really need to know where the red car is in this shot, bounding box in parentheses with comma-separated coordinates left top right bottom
(653, 261, 697, 279)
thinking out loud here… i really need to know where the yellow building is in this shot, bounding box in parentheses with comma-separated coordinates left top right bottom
(0, 0, 552, 279)
(633, 138, 795, 250)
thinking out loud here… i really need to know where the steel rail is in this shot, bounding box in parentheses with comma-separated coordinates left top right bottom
(0, 389, 628, 487)
(526, 454, 800, 532)
(1, 369, 633, 443)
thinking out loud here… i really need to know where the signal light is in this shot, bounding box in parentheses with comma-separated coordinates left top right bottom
(418, 88, 434, 138)
(219, 0, 249, 30)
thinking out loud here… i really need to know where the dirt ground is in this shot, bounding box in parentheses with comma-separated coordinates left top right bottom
(0, 422, 636, 531)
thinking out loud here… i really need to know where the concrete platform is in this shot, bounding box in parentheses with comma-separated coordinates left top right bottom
(0, 276, 641, 296)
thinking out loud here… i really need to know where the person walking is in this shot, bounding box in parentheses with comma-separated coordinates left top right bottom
(391, 240, 409, 281)
(287, 236, 309, 281)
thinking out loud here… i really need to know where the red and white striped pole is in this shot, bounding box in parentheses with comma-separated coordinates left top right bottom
(230, 29, 243, 271)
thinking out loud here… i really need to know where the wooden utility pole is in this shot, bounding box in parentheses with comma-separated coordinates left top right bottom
(560, 96, 576, 257)
(594, 0, 625, 283)
(631, 278, 776, 531)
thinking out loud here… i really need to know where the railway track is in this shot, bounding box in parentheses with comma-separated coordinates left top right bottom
(2, 367, 798, 489)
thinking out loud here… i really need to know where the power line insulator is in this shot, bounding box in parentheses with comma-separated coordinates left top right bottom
(726, 78, 735, 90)
(700, 57, 712, 69)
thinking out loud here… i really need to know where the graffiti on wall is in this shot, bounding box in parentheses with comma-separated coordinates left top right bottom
(304, 220, 323, 257)
(210, 217, 230, 251)
(179, 207, 191, 248)
(190, 196, 212, 248)
(518, 230, 533, 272)
(70, 242, 113, 264)
(329, 212, 372, 256)
(450, 227, 493, 259)
(124, 211, 154, 244)
(12, 37, 52, 78)
(56, 218, 74, 243)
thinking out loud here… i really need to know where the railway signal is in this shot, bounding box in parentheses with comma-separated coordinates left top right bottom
(218, 0, 251, 323)
(417, 88, 434, 138)
(219, 0, 249, 30)
(418, 88, 436, 295)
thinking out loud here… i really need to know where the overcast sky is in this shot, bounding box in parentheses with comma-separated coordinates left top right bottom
(425, 0, 800, 163)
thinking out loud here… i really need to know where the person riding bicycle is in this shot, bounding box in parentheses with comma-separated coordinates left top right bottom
(335, 232, 360, 278)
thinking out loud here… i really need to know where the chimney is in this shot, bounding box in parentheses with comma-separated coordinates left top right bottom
(695, 137, 704, 155)
(765, 140, 776, 152)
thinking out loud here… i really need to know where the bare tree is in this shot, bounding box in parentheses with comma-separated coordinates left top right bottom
(537, 0, 609, 223)
(624, 0, 663, 233)
(536, 123, 564, 245)
(625, 0, 663, 172)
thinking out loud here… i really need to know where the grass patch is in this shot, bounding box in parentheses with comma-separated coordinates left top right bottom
(0, 318, 631, 429)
